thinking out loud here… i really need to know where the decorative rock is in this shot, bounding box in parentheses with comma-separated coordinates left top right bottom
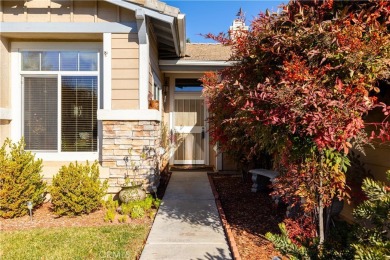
(118, 185, 147, 203)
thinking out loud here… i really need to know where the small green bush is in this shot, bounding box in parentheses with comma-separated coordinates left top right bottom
(103, 195, 118, 223)
(353, 171, 390, 259)
(104, 209, 115, 223)
(0, 138, 46, 218)
(121, 202, 134, 216)
(153, 198, 162, 208)
(120, 195, 159, 220)
(131, 205, 144, 219)
(118, 215, 127, 223)
(103, 195, 119, 211)
(266, 223, 310, 260)
(140, 195, 153, 211)
(50, 161, 108, 216)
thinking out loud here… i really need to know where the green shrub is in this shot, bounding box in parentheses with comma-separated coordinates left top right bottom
(131, 205, 144, 219)
(121, 202, 134, 216)
(120, 195, 158, 219)
(104, 209, 115, 223)
(0, 138, 46, 218)
(118, 215, 127, 223)
(103, 195, 118, 223)
(352, 171, 390, 259)
(153, 198, 162, 208)
(140, 195, 153, 211)
(103, 195, 118, 211)
(50, 161, 108, 216)
(266, 223, 310, 260)
(149, 211, 156, 219)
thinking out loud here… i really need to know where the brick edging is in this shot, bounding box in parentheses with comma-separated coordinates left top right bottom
(208, 173, 242, 260)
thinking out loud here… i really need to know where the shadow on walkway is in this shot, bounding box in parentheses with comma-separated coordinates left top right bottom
(140, 171, 232, 260)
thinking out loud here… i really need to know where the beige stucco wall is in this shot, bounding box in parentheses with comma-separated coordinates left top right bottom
(0, 36, 11, 145)
(1, 0, 136, 23)
(111, 33, 139, 109)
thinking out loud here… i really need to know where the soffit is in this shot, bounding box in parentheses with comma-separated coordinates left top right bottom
(117, 0, 182, 58)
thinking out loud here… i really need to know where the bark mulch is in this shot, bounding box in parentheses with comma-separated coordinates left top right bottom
(211, 173, 287, 260)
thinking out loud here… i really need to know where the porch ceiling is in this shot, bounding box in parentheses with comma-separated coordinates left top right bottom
(150, 17, 178, 59)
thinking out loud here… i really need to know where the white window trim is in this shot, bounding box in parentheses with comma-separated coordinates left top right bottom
(11, 42, 102, 161)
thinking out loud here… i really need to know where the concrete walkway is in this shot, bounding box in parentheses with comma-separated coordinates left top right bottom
(140, 171, 232, 260)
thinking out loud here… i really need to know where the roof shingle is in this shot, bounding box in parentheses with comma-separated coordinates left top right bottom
(182, 43, 231, 61)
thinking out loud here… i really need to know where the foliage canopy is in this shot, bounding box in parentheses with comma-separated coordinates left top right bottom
(202, 0, 390, 245)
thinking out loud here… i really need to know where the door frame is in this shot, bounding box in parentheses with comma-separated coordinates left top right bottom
(170, 91, 209, 165)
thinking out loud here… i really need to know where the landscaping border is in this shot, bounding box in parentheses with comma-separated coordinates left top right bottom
(208, 173, 242, 260)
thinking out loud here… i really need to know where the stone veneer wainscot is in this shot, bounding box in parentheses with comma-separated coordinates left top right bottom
(102, 120, 161, 194)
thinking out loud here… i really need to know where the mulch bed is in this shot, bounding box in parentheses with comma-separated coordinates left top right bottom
(211, 173, 287, 260)
(0, 169, 172, 232)
(0, 203, 152, 232)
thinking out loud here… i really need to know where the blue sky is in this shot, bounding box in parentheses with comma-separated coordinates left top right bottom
(165, 1, 286, 43)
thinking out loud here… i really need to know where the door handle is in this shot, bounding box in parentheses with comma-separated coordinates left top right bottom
(201, 127, 205, 139)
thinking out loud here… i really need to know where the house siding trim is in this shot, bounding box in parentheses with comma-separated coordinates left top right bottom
(136, 9, 149, 110)
(97, 109, 161, 121)
(103, 33, 112, 109)
(0, 22, 136, 33)
(0, 108, 12, 120)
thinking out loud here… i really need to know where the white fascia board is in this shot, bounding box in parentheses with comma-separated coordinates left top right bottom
(159, 60, 235, 72)
(0, 108, 12, 120)
(97, 109, 161, 121)
(170, 20, 180, 57)
(159, 60, 235, 66)
(177, 14, 186, 56)
(104, 0, 175, 23)
(1, 22, 136, 33)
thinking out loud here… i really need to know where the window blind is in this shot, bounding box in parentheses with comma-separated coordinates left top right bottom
(24, 77, 58, 151)
(61, 76, 97, 152)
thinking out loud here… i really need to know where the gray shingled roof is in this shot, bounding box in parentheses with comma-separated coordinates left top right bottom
(182, 43, 232, 61)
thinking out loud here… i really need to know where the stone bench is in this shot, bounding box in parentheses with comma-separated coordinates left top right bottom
(249, 169, 279, 192)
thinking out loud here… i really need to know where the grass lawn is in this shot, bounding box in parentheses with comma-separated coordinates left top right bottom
(0, 224, 150, 260)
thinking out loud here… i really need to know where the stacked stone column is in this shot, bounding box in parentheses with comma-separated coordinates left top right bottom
(102, 120, 161, 193)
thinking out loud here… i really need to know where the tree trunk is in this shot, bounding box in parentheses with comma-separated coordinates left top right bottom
(319, 179, 325, 244)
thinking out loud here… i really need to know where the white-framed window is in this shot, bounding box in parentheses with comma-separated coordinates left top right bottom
(11, 42, 101, 160)
(151, 72, 162, 108)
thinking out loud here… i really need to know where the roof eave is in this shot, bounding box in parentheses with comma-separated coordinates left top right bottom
(159, 59, 234, 73)
(104, 0, 185, 57)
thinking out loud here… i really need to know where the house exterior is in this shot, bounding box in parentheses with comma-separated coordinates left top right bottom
(0, 0, 234, 193)
(0, 0, 388, 220)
